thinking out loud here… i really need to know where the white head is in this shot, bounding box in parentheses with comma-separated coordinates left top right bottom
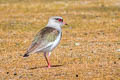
(46, 16, 67, 30)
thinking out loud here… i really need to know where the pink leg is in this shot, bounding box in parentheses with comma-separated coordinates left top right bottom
(44, 52, 51, 68)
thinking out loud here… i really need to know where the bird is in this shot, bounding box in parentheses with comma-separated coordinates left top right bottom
(23, 16, 67, 68)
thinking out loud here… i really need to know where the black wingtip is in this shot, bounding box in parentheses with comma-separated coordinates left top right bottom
(23, 54, 29, 57)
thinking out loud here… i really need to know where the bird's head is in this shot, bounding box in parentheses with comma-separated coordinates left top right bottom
(47, 16, 67, 27)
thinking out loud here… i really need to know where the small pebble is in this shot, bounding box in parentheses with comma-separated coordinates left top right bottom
(76, 74, 78, 77)
(116, 49, 120, 52)
(114, 61, 116, 64)
(6, 72, 9, 74)
(14, 72, 17, 76)
(91, 51, 94, 53)
(75, 43, 80, 46)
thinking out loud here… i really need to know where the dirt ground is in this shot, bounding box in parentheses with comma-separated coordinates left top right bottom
(0, 0, 120, 80)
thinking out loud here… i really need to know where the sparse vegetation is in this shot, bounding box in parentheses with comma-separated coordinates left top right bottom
(0, 0, 120, 80)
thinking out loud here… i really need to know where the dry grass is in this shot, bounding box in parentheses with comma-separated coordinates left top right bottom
(0, 0, 120, 80)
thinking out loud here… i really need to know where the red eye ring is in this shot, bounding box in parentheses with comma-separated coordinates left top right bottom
(58, 19, 63, 22)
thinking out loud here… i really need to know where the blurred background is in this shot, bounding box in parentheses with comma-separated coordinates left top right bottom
(0, 0, 120, 80)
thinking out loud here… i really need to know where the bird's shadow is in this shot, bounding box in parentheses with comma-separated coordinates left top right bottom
(28, 64, 63, 70)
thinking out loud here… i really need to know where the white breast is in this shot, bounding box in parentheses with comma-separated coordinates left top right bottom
(50, 32, 62, 50)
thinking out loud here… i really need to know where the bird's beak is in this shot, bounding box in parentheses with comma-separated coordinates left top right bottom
(63, 22, 68, 25)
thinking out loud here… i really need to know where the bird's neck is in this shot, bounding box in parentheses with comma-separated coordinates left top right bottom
(46, 22, 62, 31)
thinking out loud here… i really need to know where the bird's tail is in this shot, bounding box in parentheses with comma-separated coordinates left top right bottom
(23, 52, 29, 57)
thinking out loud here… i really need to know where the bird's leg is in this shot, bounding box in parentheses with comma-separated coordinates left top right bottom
(44, 52, 51, 68)
(48, 52, 51, 68)
(48, 52, 51, 57)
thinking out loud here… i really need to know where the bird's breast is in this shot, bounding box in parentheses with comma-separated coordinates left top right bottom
(50, 32, 62, 50)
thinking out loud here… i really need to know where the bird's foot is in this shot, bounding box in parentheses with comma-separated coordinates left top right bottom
(48, 65, 51, 68)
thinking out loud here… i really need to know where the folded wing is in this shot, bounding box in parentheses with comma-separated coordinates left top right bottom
(26, 27, 59, 54)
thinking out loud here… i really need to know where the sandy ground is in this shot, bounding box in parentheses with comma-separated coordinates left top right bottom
(0, 0, 120, 80)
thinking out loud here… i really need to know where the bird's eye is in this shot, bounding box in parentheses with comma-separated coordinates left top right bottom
(58, 19, 63, 22)
(55, 18, 63, 22)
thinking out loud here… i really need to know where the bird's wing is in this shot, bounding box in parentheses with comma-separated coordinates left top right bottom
(26, 27, 59, 53)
